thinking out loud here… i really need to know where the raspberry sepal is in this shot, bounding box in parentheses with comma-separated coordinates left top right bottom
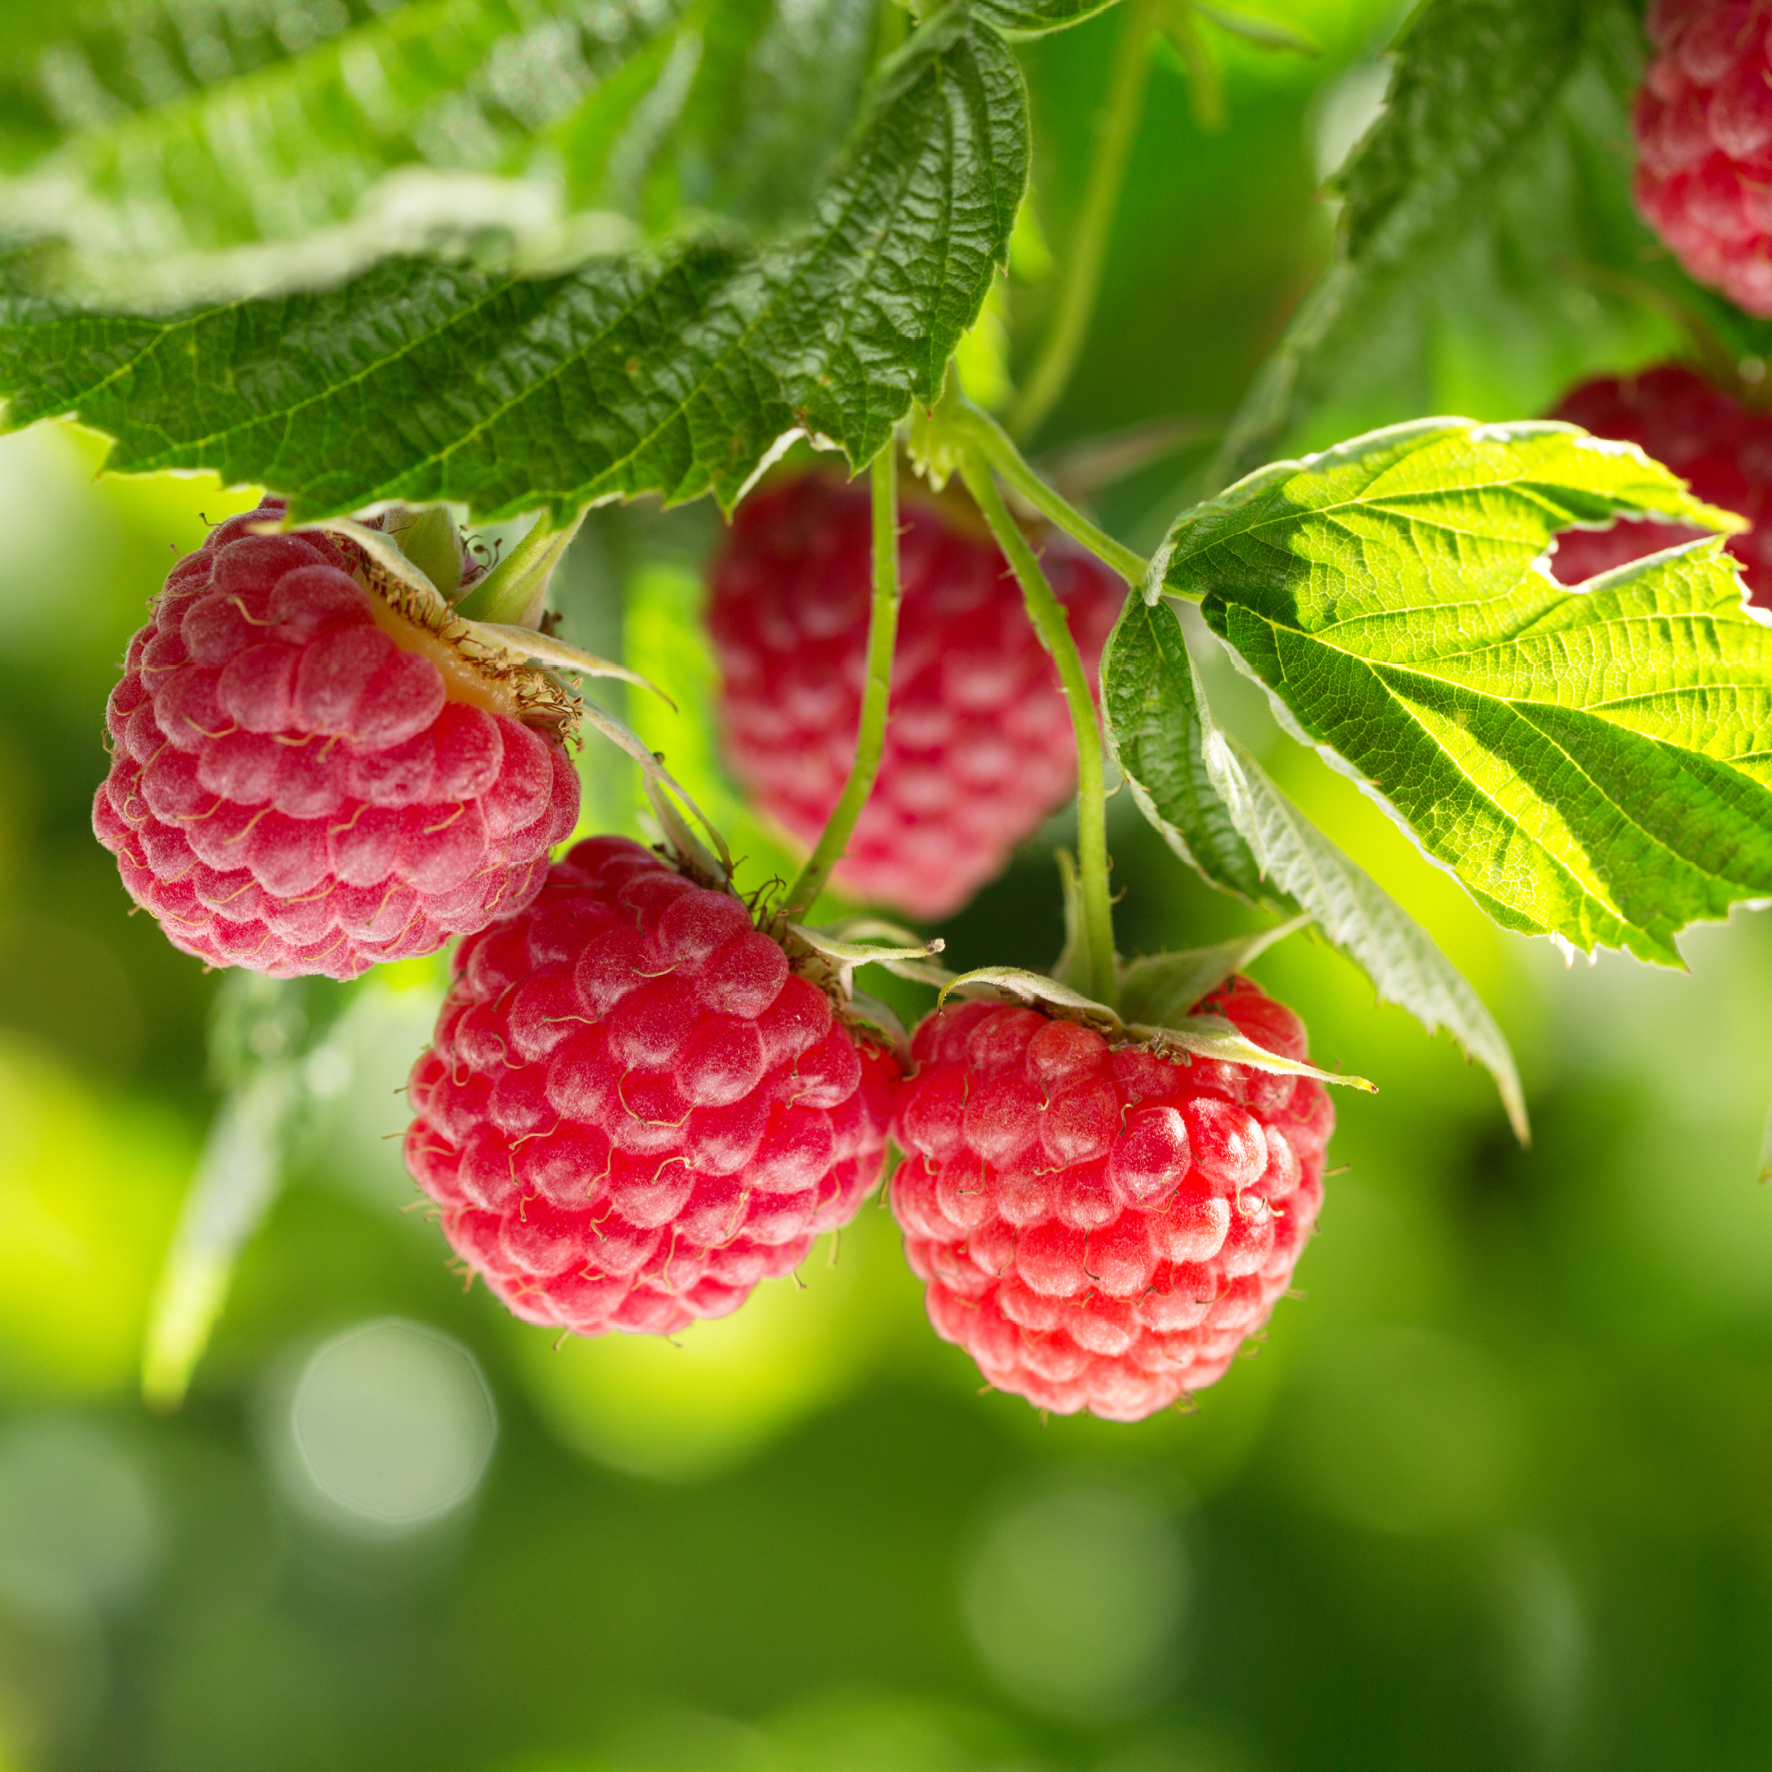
(933, 956, 1374, 1094)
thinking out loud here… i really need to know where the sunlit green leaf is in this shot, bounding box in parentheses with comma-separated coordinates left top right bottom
(1101, 588, 1527, 1136)
(1161, 417, 1768, 971)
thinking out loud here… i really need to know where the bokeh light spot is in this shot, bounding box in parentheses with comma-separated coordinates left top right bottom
(515, 1214, 903, 1482)
(960, 1484, 1186, 1720)
(0, 1416, 161, 1624)
(284, 1319, 495, 1532)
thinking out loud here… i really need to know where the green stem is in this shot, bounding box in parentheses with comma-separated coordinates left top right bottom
(454, 508, 588, 627)
(784, 448, 904, 917)
(1007, 0, 1159, 443)
(956, 403, 1148, 585)
(958, 448, 1117, 1009)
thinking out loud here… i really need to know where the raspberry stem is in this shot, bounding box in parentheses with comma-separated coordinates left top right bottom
(954, 402, 1148, 585)
(958, 447, 1119, 1010)
(1007, 0, 1161, 443)
(784, 446, 905, 916)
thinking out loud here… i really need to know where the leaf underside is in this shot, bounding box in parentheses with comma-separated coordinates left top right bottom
(1102, 591, 1528, 1138)
(0, 9, 1028, 522)
(1160, 417, 1771, 972)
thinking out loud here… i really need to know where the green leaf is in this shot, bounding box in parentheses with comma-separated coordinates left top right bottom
(0, 10, 1028, 520)
(1161, 417, 1771, 974)
(0, 0, 883, 298)
(1101, 590, 1528, 1137)
(1117, 915, 1310, 1028)
(971, 0, 1125, 35)
(671, 0, 883, 227)
(1101, 593, 1265, 899)
(0, 2, 672, 255)
(1211, 0, 1589, 484)
(1192, 3, 1316, 55)
(1204, 732, 1528, 1142)
(143, 973, 356, 1409)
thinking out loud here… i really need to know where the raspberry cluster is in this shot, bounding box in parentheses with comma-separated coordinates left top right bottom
(709, 472, 1123, 921)
(95, 500, 580, 979)
(403, 837, 900, 1337)
(890, 979, 1332, 1421)
(1634, 0, 1772, 312)
(1549, 364, 1772, 602)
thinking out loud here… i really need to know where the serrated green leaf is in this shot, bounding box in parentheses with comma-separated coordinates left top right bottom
(0, 2, 672, 256)
(1102, 593, 1265, 898)
(1211, 0, 1772, 486)
(1211, 0, 1588, 484)
(1162, 416, 1772, 976)
(0, 10, 1028, 520)
(1100, 588, 1528, 1136)
(1204, 732, 1527, 1141)
(0, 0, 883, 299)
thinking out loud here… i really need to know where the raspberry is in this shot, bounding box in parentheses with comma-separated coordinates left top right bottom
(889, 977, 1333, 1421)
(709, 472, 1123, 921)
(1633, 0, 1772, 312)
(94, 499, 581, 979)
(402, 835, 901, 1337)
(1548, 364, 1772, 602)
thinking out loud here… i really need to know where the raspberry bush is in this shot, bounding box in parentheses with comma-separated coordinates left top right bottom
(1, 0, 1768, 1425)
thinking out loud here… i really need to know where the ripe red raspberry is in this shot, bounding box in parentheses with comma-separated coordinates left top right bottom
(402, 836, 901, 1337)
(94, 499, 580, 979)
(889, 978, 1333, 1421)
(709, 472, 1123, 921)
(1633, 0, 1772, 312)
(1548, 364, 1772, 602)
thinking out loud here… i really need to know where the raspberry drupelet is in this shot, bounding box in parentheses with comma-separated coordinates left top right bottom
(1633, 0, 1772, 313)
(95, 498, 580, 979)
(709, 471, 1123, 921)
(403, 836, 901, 1338)
(890, 978, 1333, 1421)
(1548, 364, 1772, 604)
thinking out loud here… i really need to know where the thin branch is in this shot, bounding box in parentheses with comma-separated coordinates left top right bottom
(784, 447, 904, 915)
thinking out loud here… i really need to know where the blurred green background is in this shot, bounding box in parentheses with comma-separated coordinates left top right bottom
(5, 2, 1772, 1768)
